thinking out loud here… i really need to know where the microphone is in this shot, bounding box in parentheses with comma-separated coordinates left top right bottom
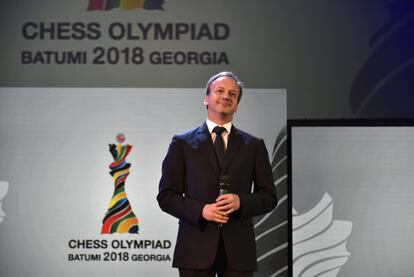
(219, 175, 230, 196)
(218, 175, 230, 228)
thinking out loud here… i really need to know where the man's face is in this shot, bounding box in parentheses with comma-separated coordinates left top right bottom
(204, 76, 240, 120)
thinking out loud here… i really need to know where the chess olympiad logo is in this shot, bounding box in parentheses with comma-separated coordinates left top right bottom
(88, 0, 165, 11)
(0, 181, 9, 225)
(101, 133, 140, 234)
(67, 134, 172, 262)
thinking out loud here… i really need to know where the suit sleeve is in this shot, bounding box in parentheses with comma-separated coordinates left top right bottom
(238, 139, 278, 218)
(157, 135, 205, 228)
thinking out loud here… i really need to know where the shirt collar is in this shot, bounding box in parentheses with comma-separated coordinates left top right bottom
(206, 118, 232, 135)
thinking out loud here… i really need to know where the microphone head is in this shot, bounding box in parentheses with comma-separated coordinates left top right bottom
(220, 175, 230, 184)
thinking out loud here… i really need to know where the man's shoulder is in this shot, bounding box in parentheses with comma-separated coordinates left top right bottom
(173, 124, 205, 141)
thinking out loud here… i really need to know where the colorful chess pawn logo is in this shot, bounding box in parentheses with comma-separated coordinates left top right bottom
(88, 0, 165, 11)
(0, 181, 9, 225)
(101, 134, 139, 234)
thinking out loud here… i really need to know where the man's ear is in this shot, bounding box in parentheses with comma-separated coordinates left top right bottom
(203, 96, 208, 106)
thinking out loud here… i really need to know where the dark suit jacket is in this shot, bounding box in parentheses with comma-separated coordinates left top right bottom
(157, 122, 277, 271)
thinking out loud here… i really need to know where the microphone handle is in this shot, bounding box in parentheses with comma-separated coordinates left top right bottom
(218, 175, 230, 227)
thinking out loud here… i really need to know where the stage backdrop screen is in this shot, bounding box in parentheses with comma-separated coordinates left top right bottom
(0, 87, 286, 276)
(290, 121, 414, 277)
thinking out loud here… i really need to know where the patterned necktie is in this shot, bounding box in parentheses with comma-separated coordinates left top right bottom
(213, 126, 226, 166)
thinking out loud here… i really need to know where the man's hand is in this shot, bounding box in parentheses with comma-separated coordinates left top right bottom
(202, 203, 229, 224)
(216, 193, 240, 216)
(201, 194, 240, 224)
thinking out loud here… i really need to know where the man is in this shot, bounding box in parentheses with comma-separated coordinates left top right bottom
(157, 71, 277, 277)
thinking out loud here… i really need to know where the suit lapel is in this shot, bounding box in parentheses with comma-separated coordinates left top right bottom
(222, 126, 242, 174)
(195, 123, 221, 176)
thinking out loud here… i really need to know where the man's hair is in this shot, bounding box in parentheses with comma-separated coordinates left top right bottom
(205, 71, 243, 103)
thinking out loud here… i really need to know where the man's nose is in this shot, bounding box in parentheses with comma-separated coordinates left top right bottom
(221, 91, 231, 99)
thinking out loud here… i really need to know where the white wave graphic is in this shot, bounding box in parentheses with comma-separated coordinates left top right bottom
(254, 126, 288, 277)
(0, 181, 9, 224)
(293, 193, 352, 277)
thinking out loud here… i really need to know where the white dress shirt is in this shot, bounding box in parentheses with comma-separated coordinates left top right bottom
(206, 118, 232, 150)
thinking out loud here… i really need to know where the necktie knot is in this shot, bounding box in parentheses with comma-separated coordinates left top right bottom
(213, 126, 226, 136)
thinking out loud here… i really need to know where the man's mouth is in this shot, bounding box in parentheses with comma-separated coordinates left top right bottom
(219, 102, 231, 107)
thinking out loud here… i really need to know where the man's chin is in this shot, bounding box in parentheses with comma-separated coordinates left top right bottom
(218, 106, 234, 112)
